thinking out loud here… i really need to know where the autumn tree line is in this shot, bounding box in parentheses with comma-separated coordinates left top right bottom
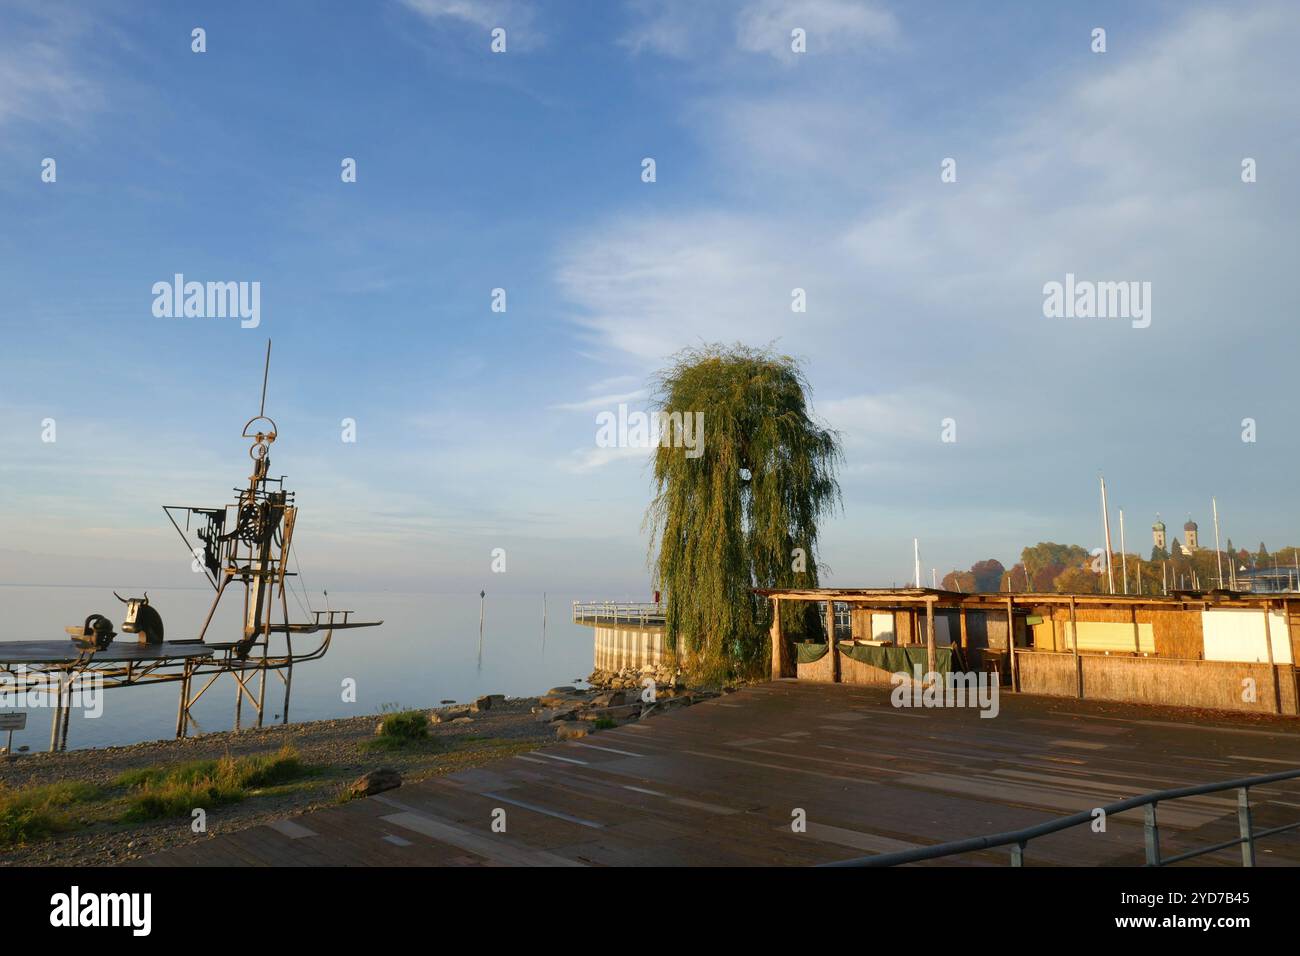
(941, 542, 1300, 595)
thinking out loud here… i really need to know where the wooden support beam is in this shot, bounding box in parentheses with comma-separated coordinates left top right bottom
(770, 598, 792, 680)
(1069, 595, 1083, 699)
(1263, 606, 1281, 715)
(826, 600, 841, 684)
(1007, 596, 1019, 692)
(925, 598, 937, 677)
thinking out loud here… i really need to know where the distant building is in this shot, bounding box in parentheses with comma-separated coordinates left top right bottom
(1183, 518, 1199, 554)
(1152, 516, 1166, 551)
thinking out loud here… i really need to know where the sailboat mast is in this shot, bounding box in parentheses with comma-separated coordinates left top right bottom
(1212, 497, 1224, 589)
(1119, 508, 1128, 595)
(1100, 475, 1115, 593)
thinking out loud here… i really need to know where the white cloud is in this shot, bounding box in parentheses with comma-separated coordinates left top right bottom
(564, 443, 655, 473)
(550, 390, 648, 413)
(0, 6, 103, 132)
(735, 0, 899, 59)
(398, 0, 541, 45)
(620, 0, 898, 60)
(556, 212, 843, 361)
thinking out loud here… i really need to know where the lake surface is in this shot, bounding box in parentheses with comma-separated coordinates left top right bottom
(0, 586, 593, 752)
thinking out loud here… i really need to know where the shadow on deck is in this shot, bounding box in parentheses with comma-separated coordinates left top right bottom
(139, 681, 1300, 867)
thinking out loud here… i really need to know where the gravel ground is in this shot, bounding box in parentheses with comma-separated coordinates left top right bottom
(0, 698, 553, 867)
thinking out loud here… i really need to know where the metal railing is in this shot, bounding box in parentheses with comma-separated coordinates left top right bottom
(572, 601, 666, 626)
(825, 768, 1300, 867)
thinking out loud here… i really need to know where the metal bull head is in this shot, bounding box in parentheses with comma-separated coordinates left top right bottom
(114, 592, 165, 644)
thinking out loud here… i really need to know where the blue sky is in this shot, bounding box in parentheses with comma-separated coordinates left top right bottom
(1, 0, 1297, 596)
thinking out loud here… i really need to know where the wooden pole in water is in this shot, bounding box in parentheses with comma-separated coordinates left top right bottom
(175, 661, 190, 738)
(60, 681, 72, 754)
(48, 674, 64, 753)
(478, 589, 486, 668)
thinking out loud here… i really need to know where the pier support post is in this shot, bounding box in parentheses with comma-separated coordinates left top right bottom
(60, 697, 72, 754)
(256, 651, 268, 730)
(45, 670, 76, 753)
(283, 635, 294, 724)
(176, 661, 192, 738)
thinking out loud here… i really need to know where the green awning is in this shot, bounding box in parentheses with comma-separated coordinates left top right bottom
(795, 642, 829, 663)
(837, 642, 955, 674)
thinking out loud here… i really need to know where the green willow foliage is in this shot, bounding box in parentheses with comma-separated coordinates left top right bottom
(645, 345, 841, 680)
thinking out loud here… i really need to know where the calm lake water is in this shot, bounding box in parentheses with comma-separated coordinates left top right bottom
(0, 586, 593, 752)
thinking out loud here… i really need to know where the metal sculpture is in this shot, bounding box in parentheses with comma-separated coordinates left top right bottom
(2, 341, 382, 751)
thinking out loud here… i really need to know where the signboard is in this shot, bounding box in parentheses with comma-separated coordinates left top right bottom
(0, 712, 25, 731)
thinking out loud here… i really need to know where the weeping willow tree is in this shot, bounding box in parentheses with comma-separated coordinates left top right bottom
(645, 344, 841, 680)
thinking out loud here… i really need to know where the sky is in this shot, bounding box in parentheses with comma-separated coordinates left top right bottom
(1, 0, 1297, 598)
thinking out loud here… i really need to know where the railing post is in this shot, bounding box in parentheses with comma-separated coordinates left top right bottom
(1143, 803, 1161, 865)
(1237, 787, 1256, 866)
(1010, 841, 1026, 866)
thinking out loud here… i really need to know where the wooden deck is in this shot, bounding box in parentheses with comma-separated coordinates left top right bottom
(141, 681, 1300, 866)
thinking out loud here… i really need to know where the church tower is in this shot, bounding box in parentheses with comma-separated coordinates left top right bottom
(1184, 517, 1199, 552)
(1152, 515, 1166, 551)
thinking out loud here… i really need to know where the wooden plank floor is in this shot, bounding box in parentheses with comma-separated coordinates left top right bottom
(139, 681, 1300, 867)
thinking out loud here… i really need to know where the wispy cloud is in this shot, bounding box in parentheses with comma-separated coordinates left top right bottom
(398, 0, 543, 47)
(550, 389, 648, 413)
(563, 443, 654, 474)
(0, 4, 103, 132)
(735, 0, 899, 59)
(620, 0, 898, 60)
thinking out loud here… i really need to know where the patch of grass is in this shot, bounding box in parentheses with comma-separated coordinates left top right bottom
(377, 710, 430, 740)
(593, 717, 617, 730)
(0, 781, 100, 848)
(360, 709, 435, 752)
(115, 758, 221, 791)
(117, 746, 308, 822)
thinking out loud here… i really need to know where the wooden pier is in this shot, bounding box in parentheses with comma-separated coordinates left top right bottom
(141, 681, 1300, 867)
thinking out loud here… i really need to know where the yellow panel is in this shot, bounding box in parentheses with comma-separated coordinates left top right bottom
(1063, 621, 1155, 654)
